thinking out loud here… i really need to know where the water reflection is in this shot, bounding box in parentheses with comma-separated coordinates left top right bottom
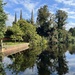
(37, 44, 68, 75)
(0, 44, 75, 75)
(6, 50, 37, 75)
(0, 53, 6, 75)
(3, 47, 43, 75)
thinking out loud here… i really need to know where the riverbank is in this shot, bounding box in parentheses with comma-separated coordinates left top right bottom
(1, 43, 29, 56)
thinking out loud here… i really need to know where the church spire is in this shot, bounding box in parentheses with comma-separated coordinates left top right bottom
(13, 12, 17, 24)
(20, 10, 22, 20)
(31, 10, 34, 25)
(15, 12, 17, 23)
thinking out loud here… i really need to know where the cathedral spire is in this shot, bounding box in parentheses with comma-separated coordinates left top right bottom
(13, 12, 17, 24)
(15, 12, 17, 23)
(20, 10, 22, 20)
(31, 10, 34, 25)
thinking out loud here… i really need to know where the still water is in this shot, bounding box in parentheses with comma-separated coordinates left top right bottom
(0, 44, 75, 75)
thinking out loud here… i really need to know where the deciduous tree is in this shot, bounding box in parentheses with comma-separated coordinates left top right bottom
(0, 0, 7, 47)
(56, 10, 68, 29)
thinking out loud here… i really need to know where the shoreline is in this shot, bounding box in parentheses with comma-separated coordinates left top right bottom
(1, 43, 29, 56)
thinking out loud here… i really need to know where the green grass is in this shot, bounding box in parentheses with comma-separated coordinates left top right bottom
(3, 42, 27, 48)
(3, 42, 25, 47)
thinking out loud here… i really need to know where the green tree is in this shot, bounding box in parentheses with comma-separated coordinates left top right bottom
(37, 5, 51, 36)
(56, 10, 68, 29)
(18, 19, 36, 42)
(55, 10, 68, 42)
(5, 26, 13, 38)
(69, 27, 75, 36)
(17, 19, 47, 48)
(37, 5, 50, 26)
(0, 0, 7, 47)
(37, 44, 68, 75)
(11, 24, 23, 42)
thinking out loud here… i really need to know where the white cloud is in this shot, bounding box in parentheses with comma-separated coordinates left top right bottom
(6, 14, 14, 26)
(3, 57, 12, 67)
(66, 72, 75, 75)
(14, 8, 22, 12)
(4, 0, 40, 13)
(60, 8, 69, 12)
(59, 7, 75, 19)
(20, 0, 39, 12)
(10, 0, 19, 4)
(22, 64, 38, 75)
(65, 22, 75, 30)
(68, 11, 75, 15)
(49, 4, 59, 14)
(59, 7, 75, 15)
(4, 0, 19, 4)
(4, 0, 17, 8)
(69, 15, 75, 19)
(55, 0, 75, 6)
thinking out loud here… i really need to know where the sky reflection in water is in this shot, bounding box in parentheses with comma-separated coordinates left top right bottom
(65, 51, 75, 75)
(1, 45, 75, 75)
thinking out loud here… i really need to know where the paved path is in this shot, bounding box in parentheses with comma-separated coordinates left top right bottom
(2, 43, 29, 56)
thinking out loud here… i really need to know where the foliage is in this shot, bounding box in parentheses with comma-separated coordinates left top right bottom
(37, 44, 68, 75)
(5, 45, 45, 74)
(57, 29, 68, 42)
(37, 5, 53, 36)
(55, 10, 68, 29)
(18, 20, 36, 41)
(69, 27, 75, 36)
(30, 35, 48, 49)
(11, 24, 23, 42)
(0, 0, 7, 39)
(5, 26, 13, 38)
(55, 10, 68, 42)
(17, 19, 48, 48)
(37, 5, 50, 26)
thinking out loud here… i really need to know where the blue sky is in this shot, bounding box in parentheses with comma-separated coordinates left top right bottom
(3, 0, 75, 30)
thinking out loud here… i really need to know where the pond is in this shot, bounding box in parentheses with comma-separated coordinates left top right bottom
(0, 44, 75, 75)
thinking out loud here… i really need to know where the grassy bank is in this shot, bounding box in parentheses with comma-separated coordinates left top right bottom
(3, 42, 27, 48)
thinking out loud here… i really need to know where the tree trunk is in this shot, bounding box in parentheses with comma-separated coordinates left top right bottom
(0, 39, 3, 51)
(15, 39, 16, 43)
(1, 39, 3, 48)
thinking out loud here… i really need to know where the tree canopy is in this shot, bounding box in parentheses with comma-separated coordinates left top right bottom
(37, 5, 50, 26)
(37, 5, 54, 36)
(11, 23, 23, 42)
(55, 10, 68, 29)
(0, 0, 7, 39)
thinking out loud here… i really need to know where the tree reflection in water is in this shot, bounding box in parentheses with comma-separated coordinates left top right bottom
(1, 44, 75, 75)
(5, 47, 43, 75)
(0, 53, 6, 75)
(37, 44, 68, 75)
(6, 50, 37, 75)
